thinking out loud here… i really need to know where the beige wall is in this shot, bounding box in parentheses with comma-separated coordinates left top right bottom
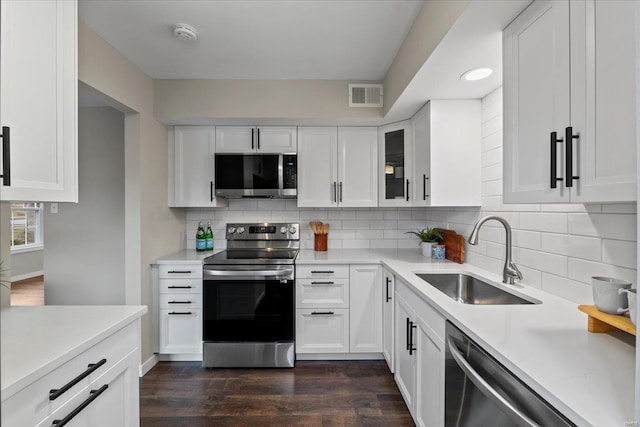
(383, 0, 468, 114)
(78, 23, 185, 363)
(10, 249, 43, 280)
(154, 79, 383, 124)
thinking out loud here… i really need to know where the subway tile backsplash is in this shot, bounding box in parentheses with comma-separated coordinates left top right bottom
(185, 86, 637, 306)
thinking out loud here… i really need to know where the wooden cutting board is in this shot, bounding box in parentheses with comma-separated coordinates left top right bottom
(436, 228, 465, 264)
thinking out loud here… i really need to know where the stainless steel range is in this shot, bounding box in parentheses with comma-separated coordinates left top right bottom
(202, 222, 299, 368)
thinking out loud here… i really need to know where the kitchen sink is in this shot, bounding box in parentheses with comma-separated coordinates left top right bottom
(416, 274, 540, 305)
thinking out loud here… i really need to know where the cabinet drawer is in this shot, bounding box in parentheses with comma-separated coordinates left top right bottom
(158, 264, 202, 279)
(159, 278, 202, 294)
(296, 264, 349, 279)
(2, 322, 138, 427)
(296, 278, 349, 309)
(295, 308, 349, 353)
(159, 309, 203, 354)
(159, 293, 202, 309)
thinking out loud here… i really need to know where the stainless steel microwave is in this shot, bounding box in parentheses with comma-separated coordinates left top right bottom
(215, 153, 297, 198)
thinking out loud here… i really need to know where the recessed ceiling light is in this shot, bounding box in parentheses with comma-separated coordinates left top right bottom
(173, 23, 198, 42)
(460, 67, 493, 81)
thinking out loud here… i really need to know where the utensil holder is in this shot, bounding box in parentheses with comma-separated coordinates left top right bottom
(314, 233, 328, 251)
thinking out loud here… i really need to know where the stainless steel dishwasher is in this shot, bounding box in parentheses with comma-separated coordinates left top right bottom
(445, 321, 575, 427)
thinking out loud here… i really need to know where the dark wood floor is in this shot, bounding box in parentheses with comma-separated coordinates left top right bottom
(140, 361, 414, 426)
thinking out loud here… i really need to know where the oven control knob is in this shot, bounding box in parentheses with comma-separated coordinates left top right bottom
(280, 226, 288, 234)
(237, 226, 245, 234)
(289, 226, 297, 234)
(227, 226, 236, 235)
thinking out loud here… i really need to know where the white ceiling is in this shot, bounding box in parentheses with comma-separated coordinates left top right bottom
(79, 0, 424, 80)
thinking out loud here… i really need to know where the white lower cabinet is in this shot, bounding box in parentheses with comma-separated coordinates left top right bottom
(295, 308, 350, 353)
(295, 263, 382, 356)
(382, 268, 395, 372)
(155, 263, 203, 358)
(394, 278, 445, 427)
(3, 321, 140, 427)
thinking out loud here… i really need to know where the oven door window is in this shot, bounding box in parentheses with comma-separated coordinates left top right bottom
(215, 154, 279, 190)
(203, 279, 294, 342)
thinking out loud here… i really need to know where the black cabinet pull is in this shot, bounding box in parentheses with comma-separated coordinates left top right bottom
(550, 131, 564, 188)
(1, 126, 10, 186)
(52, 384, 108, 426)
(406, 317, 411, 351)
(311, 311, 334, 315)
(310, 270, 334, 274)
(565, 126, 580, 188)
(409, 322, 417, 355)
(310, 281, 334, 285)
(251, 128, 255, 150)
(169, 311, 193, 315)
(210, 181, 214, 202)
(423, 175, 429, 200)
(168, 270, 192, 274)
(257, 128, 261, 150)
(49, 359, 107, 401)
(339, 181, 343, 202)
(385, 277, 391, 302)
(167, 285, 192, 289)
(406, 179, 410, 201)
(333, 181, 337, 203)
(168, 301, 192, 304)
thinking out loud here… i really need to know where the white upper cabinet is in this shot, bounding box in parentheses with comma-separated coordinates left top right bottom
(0, 0, 77, 202)
(297, 127, 377, 208)
(215, 126, 297, 153)
(378, 121, 412, 207)
(503, 0, 636, 203)
(169, 126, 227, 208)
(411, 101, 481, 207)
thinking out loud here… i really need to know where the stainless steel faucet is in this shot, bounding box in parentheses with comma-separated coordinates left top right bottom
(468, 215, 523, 285)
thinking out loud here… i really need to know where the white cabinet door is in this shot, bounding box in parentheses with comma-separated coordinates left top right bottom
(170, 126, 226, 208)
(382, 269, 395, 372)
(503, 0, 571, 203)
(378, 121, 412, 207)
(297, 127, 338, 208)
(349, 265, 382, 353)
(159, 309, 203, 354)
(570, 0, 636, 203)
(411, 104, 431, 207)
(295, 308, 350, 353)
(414, 317, 444, 427)
(338, 127, 378, 207)
(394, 294, 415, 414)
(0, 0, 77, 202)
(257, 126, 297, 153)
(215, 126, 255, 153)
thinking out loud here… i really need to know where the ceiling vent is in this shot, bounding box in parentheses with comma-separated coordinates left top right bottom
(349, 84, 383, 107)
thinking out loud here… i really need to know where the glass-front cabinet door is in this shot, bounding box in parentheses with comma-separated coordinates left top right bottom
(379, 121, 412, 206)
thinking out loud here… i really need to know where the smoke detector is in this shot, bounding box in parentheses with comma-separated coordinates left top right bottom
(173, 23, 198, 42)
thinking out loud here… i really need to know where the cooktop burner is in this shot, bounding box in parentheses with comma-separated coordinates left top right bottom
(204, 249, 298, 265)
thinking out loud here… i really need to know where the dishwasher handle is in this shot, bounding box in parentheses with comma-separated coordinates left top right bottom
(446, 335, 540, 427)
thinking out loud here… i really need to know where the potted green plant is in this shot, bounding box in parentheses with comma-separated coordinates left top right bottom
(405, 228, 443, 257)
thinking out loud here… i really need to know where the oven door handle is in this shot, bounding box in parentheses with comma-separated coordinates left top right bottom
(203, 268, 293, 280)
(446, 336, 540, 427)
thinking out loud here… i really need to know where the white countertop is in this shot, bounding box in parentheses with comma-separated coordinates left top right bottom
(152, 249, 222, 264)
(1, 305, 147, 400)
(298, 249, 636, 427)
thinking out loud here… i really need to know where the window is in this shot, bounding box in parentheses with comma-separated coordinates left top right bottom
(10, 203, 43, 252)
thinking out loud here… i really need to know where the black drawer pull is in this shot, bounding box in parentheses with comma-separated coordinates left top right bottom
(168, 270, 192, 274)
(52, 384, 108, 426)
(310, 270, 334, 274)
(311, 311, 334, 315)
(169, 311, 193, 315)
(49, 359, 107, 401)
(167, 285, 192, 289)
(168, 301, 192, 304)
(385, 277, 392, 302)
(310, 281, 335, 285)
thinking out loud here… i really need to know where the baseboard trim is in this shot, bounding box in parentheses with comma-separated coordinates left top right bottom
(296, 353, 384, 361)
(10, 271, 44, 283)
(158, 353, 203, 362)
(139, 354, 158, 377)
